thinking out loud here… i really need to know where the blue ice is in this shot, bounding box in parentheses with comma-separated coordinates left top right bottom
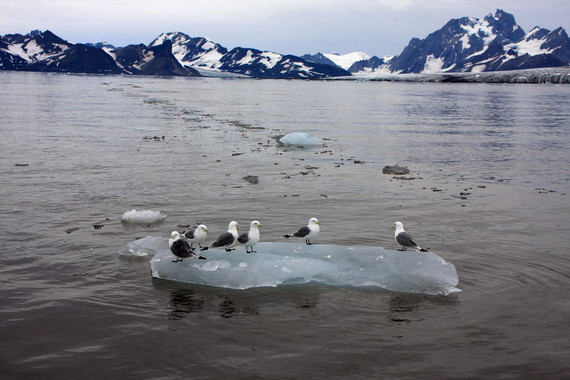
(121, 238, 460, 296)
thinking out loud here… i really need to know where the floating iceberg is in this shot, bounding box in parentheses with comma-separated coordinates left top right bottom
(120, 209, 167, 225)
(279, 132, 324, 146)
(120, 237, 460, 295)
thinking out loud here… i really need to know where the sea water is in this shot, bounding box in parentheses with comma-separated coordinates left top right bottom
(1, 71, 569, 379)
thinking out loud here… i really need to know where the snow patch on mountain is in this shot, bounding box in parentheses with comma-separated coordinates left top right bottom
(423, 55, 446, 73)
(323, 52, 371, 70)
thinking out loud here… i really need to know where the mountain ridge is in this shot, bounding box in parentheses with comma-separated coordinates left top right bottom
(0, 9, 568, 78)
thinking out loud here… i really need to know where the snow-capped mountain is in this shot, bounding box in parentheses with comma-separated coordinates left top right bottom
(304, 9, 568, 75)
(0, 30, 349, 78)
(149, 32, 228, 70)
(149, 32, 350, 78)
(109, 40, 199, 76)
(302, 52, 388, 73)
(0, 10, 568, 78)
(1, 30, 71, 64)
(0, 30, 122, 74)
(387, 9, 569, 73)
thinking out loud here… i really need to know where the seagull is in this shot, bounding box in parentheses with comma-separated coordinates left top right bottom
(238, 220, 263, 253)
(202, 221, 239, 252)
(283, 217, 320, 245)
(169, 231, 207, 262)
(184, 224, 209, 248)
(392, 222, 428, 252)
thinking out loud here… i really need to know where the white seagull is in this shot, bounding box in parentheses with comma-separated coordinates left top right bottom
(238, 220, 263, 253)
(184, 224, 209, 248)
(283, 217, 320, 245)
(392, 222, 428, 252)
(169, 231, 207, 262)
(202, 221, 240, 252)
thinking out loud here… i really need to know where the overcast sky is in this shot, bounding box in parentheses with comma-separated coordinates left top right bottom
(2, 1, 568, 57)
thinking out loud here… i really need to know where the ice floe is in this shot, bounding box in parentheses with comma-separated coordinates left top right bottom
(279, 132, 324, 146)
(120, 209, 167, 225)
(120, 237, 460, 295)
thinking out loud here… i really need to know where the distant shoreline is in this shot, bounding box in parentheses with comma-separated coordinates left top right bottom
(331, 67, 570, 84)
(2, 67, 569, 84)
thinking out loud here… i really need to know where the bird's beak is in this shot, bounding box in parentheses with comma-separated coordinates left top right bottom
(205, 229, 210, 232)
(391, 226, 395, 229)
(237, 227, 240, 231)
(259, 224, 264, 227)
(317, 222, 321, 225)
(170, 235, 174, 239)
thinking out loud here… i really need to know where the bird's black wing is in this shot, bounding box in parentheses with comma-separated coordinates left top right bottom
(184, 229, 196, 240)
(237, 232, 249, 244)
(293, 226, 310, 238)
(211, 232, 235, 248)
(396, 232, 417, 248)
(171, 239, 194, 258)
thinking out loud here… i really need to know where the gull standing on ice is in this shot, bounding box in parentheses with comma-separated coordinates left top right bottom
(202, 221, 239, 252)
(184, 224, 209, 248)
(238, 220, 263, 253)
(169, 231, 207, 262)
(283, 217, 320, 245)
(392, 222, 428, 252)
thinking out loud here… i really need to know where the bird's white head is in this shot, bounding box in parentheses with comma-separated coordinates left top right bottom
(169, 231, 180, 247)
(251, 220, 263, 228)
(197, 224, 209, 232)
(229, 221, 239, 231)
(393, 222, 404, 233)
(309, 218, 320, 225)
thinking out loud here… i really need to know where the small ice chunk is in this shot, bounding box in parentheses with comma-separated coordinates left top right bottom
(121, 209, 167, 225)
(279, 132, 324, 146)
(119, 236, 167, 259)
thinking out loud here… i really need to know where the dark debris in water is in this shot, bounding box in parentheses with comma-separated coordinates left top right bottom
(535, 187, 561, 195)
(393, 176, 418, 181)
(243, 175, 259, 184)
(143, 136, 165, 142)
(383, 165, 410, 175)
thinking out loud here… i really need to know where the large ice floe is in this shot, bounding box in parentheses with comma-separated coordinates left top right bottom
(279, 132, 324, 146)
(121, 237, 460, 295)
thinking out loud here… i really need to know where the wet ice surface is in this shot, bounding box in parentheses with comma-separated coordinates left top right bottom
(122, 237, 460, 295)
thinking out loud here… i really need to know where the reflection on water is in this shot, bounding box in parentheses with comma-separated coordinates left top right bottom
(156, 280, 322, 320)
(168, 289, 205, 320)
(387, 293, 459, 325)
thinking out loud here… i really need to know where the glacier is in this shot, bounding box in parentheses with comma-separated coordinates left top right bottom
(121, 238, 460, 295)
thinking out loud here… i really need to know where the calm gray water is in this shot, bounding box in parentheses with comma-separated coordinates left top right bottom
(1, 71, 569, 379)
